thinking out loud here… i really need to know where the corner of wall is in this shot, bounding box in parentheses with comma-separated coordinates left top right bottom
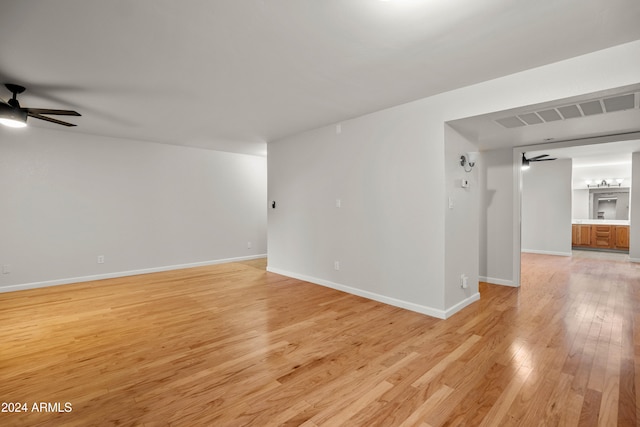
(443, 125, 480, 312)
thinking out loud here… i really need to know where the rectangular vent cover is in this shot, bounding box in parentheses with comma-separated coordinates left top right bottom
(495, 92, 638, 129)
(603, 94, 634, 112)
(580, 100, 603, 116)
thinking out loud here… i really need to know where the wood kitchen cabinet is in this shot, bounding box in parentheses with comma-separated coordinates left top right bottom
(571, 224, 629, 251)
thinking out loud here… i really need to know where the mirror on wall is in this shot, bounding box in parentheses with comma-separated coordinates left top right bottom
(569, 149, 632, 221)
(590, 188, 629, 220)
(528, 141, 635, 221)
(572, 187, 630, 220)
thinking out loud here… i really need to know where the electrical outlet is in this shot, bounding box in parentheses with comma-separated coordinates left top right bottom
(336, 199, 341, 208)
(460, 274, 468, 289)
(247, 241, 252, 249)
(334, 261, 340, 271)
(97, 255, 105, 264)
(2, 264, 10, 274)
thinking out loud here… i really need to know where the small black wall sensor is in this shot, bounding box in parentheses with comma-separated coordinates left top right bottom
(272, 201, 276, 209)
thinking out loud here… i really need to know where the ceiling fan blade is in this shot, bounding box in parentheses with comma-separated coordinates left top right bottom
(533, 158, 557, 161)
(28, 112, 77, 127)
(529, 154, 550, 160)
(27, 108, 81, 116)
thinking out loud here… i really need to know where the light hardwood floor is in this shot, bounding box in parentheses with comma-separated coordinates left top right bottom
(0, 254, 638, 426)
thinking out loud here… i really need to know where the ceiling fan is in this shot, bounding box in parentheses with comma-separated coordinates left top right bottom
(521, 153, 557, 170)
(0, 83, 81, 128)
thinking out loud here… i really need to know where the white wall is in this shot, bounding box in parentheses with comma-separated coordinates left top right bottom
(479, 148, 514, 286)
(522, 159, 573, 256)
(268, 106, 447, 317)
(630, 152, 640, 261)
(0, 127, 267, 292)
(444, 126, 480, 311)
(572, 189, 590, 219)
(268, 40, 640, 318)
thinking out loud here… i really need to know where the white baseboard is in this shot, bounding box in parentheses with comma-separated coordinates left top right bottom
(521, 249, 572, 257)
(267, 267, 478, 320)
(0, 254, 267, 294)
(629, 258, 640, 263)
(445, 292, 481, 318)
(479, 276, 518, 287)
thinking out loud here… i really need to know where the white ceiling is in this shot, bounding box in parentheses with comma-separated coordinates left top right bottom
(1, 1, 640, 156)
(525, 140, 637, 189)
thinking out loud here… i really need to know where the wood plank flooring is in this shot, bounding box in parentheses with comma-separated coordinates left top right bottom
(0, 253, 638, 426)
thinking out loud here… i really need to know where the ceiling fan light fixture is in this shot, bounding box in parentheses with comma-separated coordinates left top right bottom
(0, 117, 27, 128)
(1, 83, 80, 128)
(0, 102, 27, 128)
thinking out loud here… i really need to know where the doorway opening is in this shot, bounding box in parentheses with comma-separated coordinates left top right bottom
(513, 133, 639, 285)
(448, 83, 640, 289)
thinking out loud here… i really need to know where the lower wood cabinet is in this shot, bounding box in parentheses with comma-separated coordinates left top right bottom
(571, 224, 629, 250)
(591, 225, 613, 249)
(572, 224, 591, 246)
(615, 225, 630, 249)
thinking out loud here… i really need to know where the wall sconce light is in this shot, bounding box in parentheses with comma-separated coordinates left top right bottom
(460, 152, 478, 172)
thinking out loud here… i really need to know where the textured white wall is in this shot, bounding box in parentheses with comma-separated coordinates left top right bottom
(0, 127, 267, 291)
(522, 159, 573, 256)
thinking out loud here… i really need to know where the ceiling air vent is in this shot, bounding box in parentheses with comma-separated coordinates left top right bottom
(557, 105, 581, 119)
(603, 94, 634, 112)
(537, 109, 562, 122)
(495, 92, 638, 129)
(518, 113, 543, 125)
(495, 116, 526, 128)
(579, 100, 603, 116)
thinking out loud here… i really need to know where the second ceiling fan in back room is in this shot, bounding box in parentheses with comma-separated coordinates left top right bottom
(521, 153, 557, 170)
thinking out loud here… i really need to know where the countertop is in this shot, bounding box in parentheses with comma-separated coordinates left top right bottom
(572, 219, 630, 225)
